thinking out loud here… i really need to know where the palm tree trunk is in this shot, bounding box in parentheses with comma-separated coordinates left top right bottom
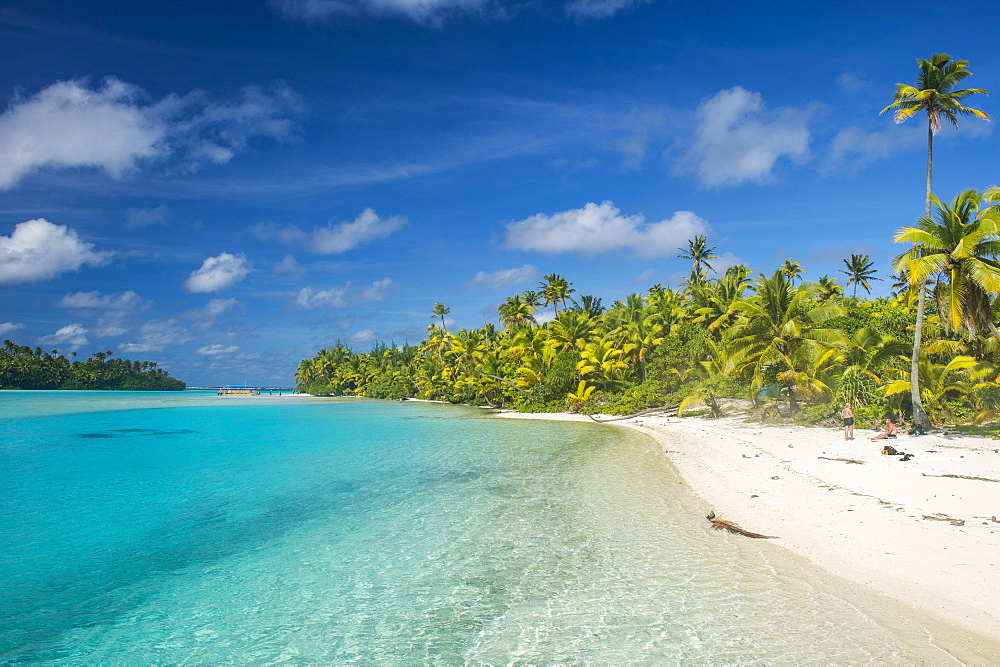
(910, 283, 930, 430)
(926, 123, 933, 218)
(908, 122, 934, 432)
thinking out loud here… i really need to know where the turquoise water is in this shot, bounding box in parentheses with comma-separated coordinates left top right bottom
(0, 391, 940, 662)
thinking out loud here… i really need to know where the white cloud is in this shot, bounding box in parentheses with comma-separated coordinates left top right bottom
(184, 252, 251, 293)
(296, 284, 349, 309)
(0, 322, 24, 337)
(195, 344, 239, 356)
(184, 297, 240, 330)
(463, 264, 540, 290)
(822, 124, 923, 175)
(0, 218, 109, 284)
(503, 201, 708, 259)
(682, 86, 813, 188)
(56, 290, 149, 338)
(38, 323, 89, 348)
(310, 208, 406, 254)
(250, 209, 405, 255)
(348, 329, 377, 346)
(125, 204, 168, 229)
(0, 77, 302, 190)
(360, 277, 396, 301)
(0, 78, 162, 190)
(273, 254, 307, 278)
(270, 0, 490, 23)
(58, 290, 148, 311)
(566, 0, 649, 19)
(295, 278, 396, 309)
(120, 319, 192, 353)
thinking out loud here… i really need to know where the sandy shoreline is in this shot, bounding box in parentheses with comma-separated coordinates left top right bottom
(491, 409, 1000, 662)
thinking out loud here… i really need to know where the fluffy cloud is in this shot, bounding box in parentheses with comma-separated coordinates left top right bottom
(184, 253, 251, 293)
(195, 344, 239, 356)
(295, 285, 348, 309)
(682, 87, 813, 188)
(0, 78, 162, 190)
(56, 290, 149, 338)
(120, 319, 192, 353)
(152, 82, 304, 167)
(295, 277, 396, 309)
(822, 124, 923, 175)
(183, 297, 240, 330)
(348, 329, 377, 346)
(310, 208, 406, 254)
(503, 201, 708, 259)
(0, 77, 302, 190)
(273, 254, 307, 278)
(0, 218, 109, 284)
(57, 290, 148, 311)
(0, 322, 24, 336)
(463, 264, 540, 290)
(566, 0, 649, 19)
(38, 323, 89, 348)
(252, 209, 405, 255)
(360, 277, 397, 301)
(270, 0, 490, 23)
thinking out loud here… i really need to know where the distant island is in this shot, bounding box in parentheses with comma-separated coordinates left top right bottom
(0, 340, 186, 391)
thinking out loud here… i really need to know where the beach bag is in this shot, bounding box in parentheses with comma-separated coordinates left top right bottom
(882, 445, 898, 455)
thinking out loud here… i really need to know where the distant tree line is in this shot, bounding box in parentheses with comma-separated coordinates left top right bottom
(0, 340, 186, 391)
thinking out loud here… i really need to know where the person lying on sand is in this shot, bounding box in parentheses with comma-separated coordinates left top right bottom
(870, 419, 899, 441)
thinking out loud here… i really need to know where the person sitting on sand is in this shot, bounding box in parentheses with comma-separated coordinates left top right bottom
(841, 403, 855, 441)
(870, 419, 898, 441)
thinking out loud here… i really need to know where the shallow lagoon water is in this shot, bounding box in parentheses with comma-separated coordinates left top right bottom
(0, 391, 944, 662)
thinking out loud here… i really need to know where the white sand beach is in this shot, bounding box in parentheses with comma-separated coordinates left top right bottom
(493, 409, 1000, 661)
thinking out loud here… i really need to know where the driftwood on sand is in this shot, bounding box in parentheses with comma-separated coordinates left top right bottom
(706, 511, 776, 539)
(921, 472, 1000, 483)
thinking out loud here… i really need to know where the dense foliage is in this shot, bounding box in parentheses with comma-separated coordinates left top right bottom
(296, 201, 1000, 429)
(0, 341, 186, 391)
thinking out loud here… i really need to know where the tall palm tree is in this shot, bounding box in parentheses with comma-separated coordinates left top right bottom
(882, 53, 990, 432)
(677, 235, 718, 286)
(895, 190, 1000, 342)
(539, 274, 575, 315)
(431, 302, 451, 331)
(780, 258, 804, 283)
(840, 254, 882, 297)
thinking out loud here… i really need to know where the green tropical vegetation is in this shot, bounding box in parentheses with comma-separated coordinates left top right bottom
(0, 340, 186, 390)
(296, 53, 1000, 431)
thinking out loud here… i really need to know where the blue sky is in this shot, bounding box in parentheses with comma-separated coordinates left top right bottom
(1, 0, 998, 387)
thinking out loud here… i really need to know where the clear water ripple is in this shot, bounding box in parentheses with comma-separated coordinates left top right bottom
(0, 391, 943, 663)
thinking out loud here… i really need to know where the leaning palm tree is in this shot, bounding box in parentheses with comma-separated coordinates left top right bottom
(840, 254, 882, 297)
(881, 53, 990, 432)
